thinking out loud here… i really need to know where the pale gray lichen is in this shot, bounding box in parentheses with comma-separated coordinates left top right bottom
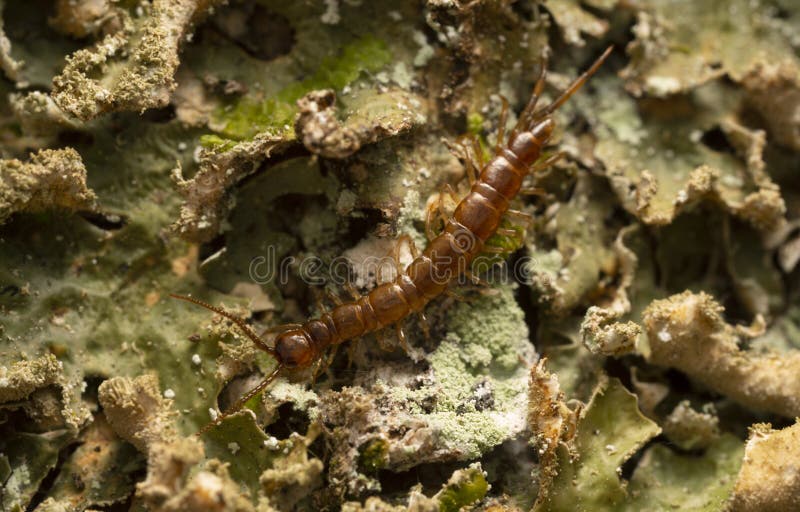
(319, 284, 532, 497)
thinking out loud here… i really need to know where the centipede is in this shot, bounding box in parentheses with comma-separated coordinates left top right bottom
(172, 46, 613, 434)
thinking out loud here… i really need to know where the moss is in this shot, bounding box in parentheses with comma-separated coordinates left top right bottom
(357, 438, 389, 474)
(436, 463, 490, 512)
(467, 112, 485, 136)
(213, 35, 392, 141)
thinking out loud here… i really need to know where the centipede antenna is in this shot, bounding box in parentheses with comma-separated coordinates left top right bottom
(196, 364, 284, 436)
(170, 293, 276, 356)
(535, 45, 613, 118)
(513, 54, 548, 135)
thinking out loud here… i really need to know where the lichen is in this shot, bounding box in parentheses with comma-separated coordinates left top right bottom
(643, 291, 800, 418)
(435, 462, 489, 512)
(3, 0, 800, 509)
(98, 374, 176, 453)
(0, 148, 97, 224)
(51, 0, 225, 121)
(729, 421, 800, 512)
(532, 377, 661, 511)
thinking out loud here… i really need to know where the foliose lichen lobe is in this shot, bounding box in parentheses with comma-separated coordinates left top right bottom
(0, 148, 97, 223)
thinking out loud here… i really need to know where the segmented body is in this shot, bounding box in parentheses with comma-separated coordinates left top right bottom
(276, 121, 554, 368)
(172, 47, 612, 433)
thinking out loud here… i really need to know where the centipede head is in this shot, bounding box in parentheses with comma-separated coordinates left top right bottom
(273, 328, 316, 368)
(170, 293, 288, 434)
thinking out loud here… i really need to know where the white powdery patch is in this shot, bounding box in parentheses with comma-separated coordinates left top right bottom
(657, 329, 673, 342)
(320, 0, 340, 24)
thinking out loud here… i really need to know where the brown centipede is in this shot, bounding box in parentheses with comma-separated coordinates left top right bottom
(172, 46, 613, 434)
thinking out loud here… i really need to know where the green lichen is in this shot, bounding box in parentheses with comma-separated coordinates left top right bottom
(534, 378, 661, 511)
(435, 463, 489, 512)
(212, 35, 392, 141)
(357, 438, 389, 474)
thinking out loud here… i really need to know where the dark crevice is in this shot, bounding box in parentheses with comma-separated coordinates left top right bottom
(140, 104, 177, 124)
(209, 3, 296, 61)
(376, 459, 463, 498)
(25, 440, 82, 511)
(264, 402, 311, 440)
(79, 211, 127, 231)
(618, 436, 659, 481)
(700, 126, 736, 155)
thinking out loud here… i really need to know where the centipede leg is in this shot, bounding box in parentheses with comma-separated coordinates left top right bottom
(468, 134, 486, 171)
(310, 287, 327, 315)
(260, 322, 303, 338)
(344, 281, 361, 301)
(506, 208, 534, 228)
(519, 187, 547, 196)
(312, 345, 338, 382)
(417, 311, 431, 340)
(531, 151, 566, 174)
(444, 287, 473, 302)
(346, 338, 360, 368)
(392, 234, 416, 276)
(425, 200, 439, 242)
(496, 227, 521, 237)
(439, 184, 460, 226)
(463, 269, 491, 286)
(494, 95, 509, 154)
(395, 323, 411, 354)
(197, 364, 283, 436)
(396, 233, 421, 266)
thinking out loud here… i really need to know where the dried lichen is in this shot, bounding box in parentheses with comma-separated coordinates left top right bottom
(52, 0, 224, 120)
(662, 400, 721, 451)
(729, 421, 800, 512)
(0, 148, 97, 224)
(532, 377, 661, 511)
(594, 76, 786, 233)
(643, 291, 800, 418)
(37, 415, 142, 511)
(98, 374, 176, 453)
